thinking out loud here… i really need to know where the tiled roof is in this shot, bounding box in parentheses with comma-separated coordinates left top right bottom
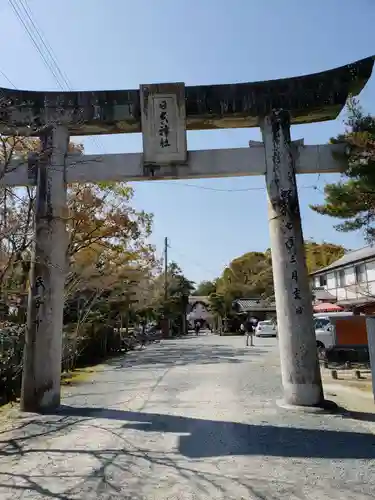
(233, 298, 276, 312)
(188, 296, 209, 304)
(312, 289, 336, 301)
(187, 301, 211, 314)
(337, 297, 375, 306)
(309, 245, 375, 276)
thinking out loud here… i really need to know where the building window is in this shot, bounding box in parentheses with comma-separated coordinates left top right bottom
(336, 269, 346, 287)
(318, 275, 327, 287)
(355, 263, 367, 283)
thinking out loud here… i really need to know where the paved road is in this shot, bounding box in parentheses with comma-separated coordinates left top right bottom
(0, 333, 374, 499)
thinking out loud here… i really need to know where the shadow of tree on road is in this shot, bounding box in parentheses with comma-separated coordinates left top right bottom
(0, 404, 373, 499)
(0, 335, 372, 499)
(0, 412, 299, 500)
(109, 342, 264, 369)
(29, 405, 375, 461)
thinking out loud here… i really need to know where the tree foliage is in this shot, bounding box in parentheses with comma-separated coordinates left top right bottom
(304, 241, 345, 273)
(216, 251, 274, 300)
(208, 292, 231, 319)
(192, 280, 216, 297)
(0, 135, 160, 352)
(310, 99, 375, 242)
(209, 242, 346, 316)
(66, 182, 155, 301)
(150, 262, 194, 331)
(0, 134, 163, 402)
(0, 137, 85, 304)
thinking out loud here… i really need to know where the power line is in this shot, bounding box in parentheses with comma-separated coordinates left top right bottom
(7, 0, 106, 154)
(6, 1, 336, 192)
(167, 240, 219, 278)
(17, 0, 73, 89)
(8, 0, 61, 84)
(0, 69, 17, 89)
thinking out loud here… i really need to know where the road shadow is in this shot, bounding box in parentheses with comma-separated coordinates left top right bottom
(41, 405, 375, 461)
(338, 408, 375, 423)
(106, 342, 266, 369)
(0, 405, 374, 499)
(108, 342, 264, 369)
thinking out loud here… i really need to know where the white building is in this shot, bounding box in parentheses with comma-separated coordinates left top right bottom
(310, 246, 375, 312)
(186, 296, 212, 326)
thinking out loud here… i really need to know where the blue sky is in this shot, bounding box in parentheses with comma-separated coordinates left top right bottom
(1, 0, 374, 284)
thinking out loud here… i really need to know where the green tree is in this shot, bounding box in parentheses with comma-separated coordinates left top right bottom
(304, 241, 346, 273)
(165, 263, 195, 330)
(0, 136, 158, 360)
(193, 280, 216, 296)
(0, 137, 84, 316)
(62, 181, 158, 355)
(214, 243, 346, 306)
(208, 291, 231, 317)
(216, 251, 274, 301)
(151, 262, 194, 334)
(310, 99, 375, 242)
(0, 135, 159, 401)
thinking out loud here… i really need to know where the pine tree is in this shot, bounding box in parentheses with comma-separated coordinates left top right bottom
(311, 99, 375, 242)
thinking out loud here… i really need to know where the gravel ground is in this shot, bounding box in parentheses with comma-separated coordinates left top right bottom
(0, 333, 374, 499)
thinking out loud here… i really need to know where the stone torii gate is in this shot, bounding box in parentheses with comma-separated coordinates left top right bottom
(1, 56, 373, 412)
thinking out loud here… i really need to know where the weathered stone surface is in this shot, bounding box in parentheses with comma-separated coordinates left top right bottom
(0, 56, 373, 136)
(262, 110, 325, 407)
(0, 143, 347, 186)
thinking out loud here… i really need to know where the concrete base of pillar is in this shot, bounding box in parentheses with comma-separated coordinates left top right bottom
(282, 382, 325, 407)
(276, 398, 338, 414)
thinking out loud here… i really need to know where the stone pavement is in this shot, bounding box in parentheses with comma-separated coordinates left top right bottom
(0, 334, 374, 499)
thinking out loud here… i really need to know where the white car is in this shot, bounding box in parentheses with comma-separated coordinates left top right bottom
(314, 317, 334, 350)
(255, 320, 277, 337)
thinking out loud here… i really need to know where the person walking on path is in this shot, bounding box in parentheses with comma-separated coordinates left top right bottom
(140, 322, 148, 349)
(245, 321, 254, 347)
(195, 321, 201, 336)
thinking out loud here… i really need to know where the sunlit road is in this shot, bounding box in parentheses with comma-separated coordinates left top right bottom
(0, 333, 374, 499)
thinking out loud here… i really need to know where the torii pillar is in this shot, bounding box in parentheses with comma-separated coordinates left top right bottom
(21, 125, 69, 412)
(261, 111, 324, 407)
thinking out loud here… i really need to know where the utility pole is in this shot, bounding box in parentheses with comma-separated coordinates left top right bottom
(164, 237, 168, 303)
(163, 237, 169, 337)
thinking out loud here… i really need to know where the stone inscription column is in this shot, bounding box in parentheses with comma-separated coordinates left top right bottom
(21, 125, 69, 412)
(261, 110, 324, 407)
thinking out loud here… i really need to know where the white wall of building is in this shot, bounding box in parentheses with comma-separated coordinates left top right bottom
(345, 268, 356, 286)
(327, 273, 336, 290)
(367, 261, 375, 281)
(369, 281, 375, 296)
(312, 258, 375, 302)
(187, 303, 212, 323)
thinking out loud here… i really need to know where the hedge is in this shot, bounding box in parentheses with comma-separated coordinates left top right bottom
(0, 322, 133, 406)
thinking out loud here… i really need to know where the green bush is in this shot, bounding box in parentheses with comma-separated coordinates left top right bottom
(0, 321, 129, 406)
(0, 322, 25, 405)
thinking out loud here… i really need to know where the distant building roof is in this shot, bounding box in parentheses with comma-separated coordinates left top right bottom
(310, 246, 375, 276)
(337, 297, 374, 307)
(312, 289, 336, 301)
(188, 296, 209, 304)
(233, 298, 276, 313)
